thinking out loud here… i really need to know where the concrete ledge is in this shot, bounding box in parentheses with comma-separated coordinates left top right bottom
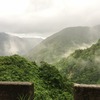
(74, 83, 100, 89)
(0, 81, 34, 100)
(0, 81, 33, 85)
(74, 83, 100, 100)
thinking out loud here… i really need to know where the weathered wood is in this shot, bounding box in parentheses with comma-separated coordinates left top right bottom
(0, 81, 34, 100)
(74, 83, 100, 100)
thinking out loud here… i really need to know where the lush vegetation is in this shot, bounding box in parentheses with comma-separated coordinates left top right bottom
(56, 39, 100, 84)
(0, 55, 73, 100)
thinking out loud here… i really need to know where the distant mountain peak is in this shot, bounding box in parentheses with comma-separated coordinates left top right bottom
(0, 32, 43, 56)
(26, 26, 100, 63)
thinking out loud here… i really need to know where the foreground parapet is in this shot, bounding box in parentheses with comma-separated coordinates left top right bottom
(74, 83, 100, 100)
(0, 81, 34, 100)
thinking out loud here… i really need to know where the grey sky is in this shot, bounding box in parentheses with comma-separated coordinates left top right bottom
(0, 0, 100, 38)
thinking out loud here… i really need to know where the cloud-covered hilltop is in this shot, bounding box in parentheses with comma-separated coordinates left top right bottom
(26, 25, 100, 63)
(0, 32, 43, 56)
(57, 39, 100, 84)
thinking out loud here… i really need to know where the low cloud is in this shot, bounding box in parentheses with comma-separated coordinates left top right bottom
(0, 0, 100, 37)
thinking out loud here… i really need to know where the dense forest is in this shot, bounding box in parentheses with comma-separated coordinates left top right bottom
(0, 39, 100, 99)
(0, 55, 73, 100)
(56, 39, 100, 84)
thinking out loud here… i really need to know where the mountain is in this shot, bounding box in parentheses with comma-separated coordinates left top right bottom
(56, 39, 100, 84)
(26, 26, 100, 63)
(0, 32, 43, 55)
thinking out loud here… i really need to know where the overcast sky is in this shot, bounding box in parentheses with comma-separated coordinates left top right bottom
(0, 0, 100, 38)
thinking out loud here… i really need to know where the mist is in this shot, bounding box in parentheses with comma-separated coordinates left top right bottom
(0, 0, 100, 38)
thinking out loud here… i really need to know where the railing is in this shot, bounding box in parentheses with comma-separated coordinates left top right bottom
(74, 83, 100, 100)
(0, 81, 34, 100)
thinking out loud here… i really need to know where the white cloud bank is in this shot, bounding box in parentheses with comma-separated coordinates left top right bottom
(0, 0, 100, 37)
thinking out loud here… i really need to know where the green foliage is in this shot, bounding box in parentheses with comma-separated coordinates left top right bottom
(57, 39, 100, 84)
(39, 61, 64, 89)
(39, 61, 73, 99)
(0, 55, 38, 81)
(0, 55, 73, 100)
(17, 94, 31, 100)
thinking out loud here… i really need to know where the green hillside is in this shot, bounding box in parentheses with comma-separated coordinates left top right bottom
(0, 40, 100, 100)
(0, 55, 73, 100)
(26, 26, 100, 63)
(56, 39, 100, 84)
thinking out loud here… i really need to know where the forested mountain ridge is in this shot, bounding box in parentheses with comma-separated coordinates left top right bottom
(26, 25, 100, 63)
(0, 32, 43, 55)
(57, 39, 100, 84)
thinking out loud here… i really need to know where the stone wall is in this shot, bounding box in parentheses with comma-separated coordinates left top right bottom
(0, 81, 34, 100)
(74, 83, 100, 100)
